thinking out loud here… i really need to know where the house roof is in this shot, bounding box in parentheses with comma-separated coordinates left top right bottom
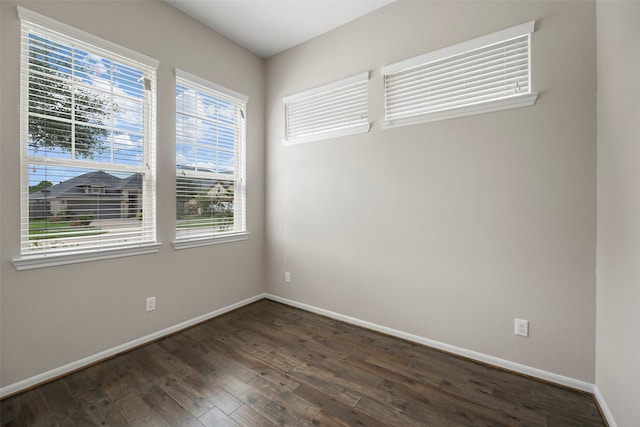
(30, 171, 142, 200)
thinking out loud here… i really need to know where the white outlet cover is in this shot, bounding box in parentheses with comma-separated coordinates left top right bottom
(515, 318, 529, 337)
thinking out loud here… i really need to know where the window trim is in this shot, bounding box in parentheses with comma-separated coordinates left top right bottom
(283, 72, 371, 145)
(172, 232, 250, 250)
(381, 21, 537, 128)
(173, 69, 249, 248)
(176, 69, 248, 104)
(13, 7, 159, 270)
(12, 244, 162, 271)
(17, 7, 159, 69)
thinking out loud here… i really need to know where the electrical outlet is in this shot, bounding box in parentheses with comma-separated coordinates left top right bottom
(515, 318, 529, 337)
(146, 296, 156, 312)
(285, 272, 291, 283)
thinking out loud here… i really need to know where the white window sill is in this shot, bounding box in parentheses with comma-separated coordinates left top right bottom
(12, 243, 162, 271)
(172, 232, 250, 250)
(283, 122, 371, 146)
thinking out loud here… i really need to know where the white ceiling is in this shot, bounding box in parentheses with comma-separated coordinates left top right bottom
(166, 0, 395, 58)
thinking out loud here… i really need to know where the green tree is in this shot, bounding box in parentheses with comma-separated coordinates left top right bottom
(29, 180, 53, 193)
(28, 35, 111, 159)
(176, 176, 199, 218)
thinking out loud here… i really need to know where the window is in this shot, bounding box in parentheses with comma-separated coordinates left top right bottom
(382, 21, 537, 128)
(14, 7, 159, 270)
(283, 72, 370, 145)
(174, 70, 248, 249)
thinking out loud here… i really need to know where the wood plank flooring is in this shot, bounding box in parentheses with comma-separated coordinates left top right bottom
(1, 299, 606, 426)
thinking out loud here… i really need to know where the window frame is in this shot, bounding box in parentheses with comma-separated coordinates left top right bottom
(172, 69, 249, 250)
(13, 7, 160, 271)
(381, 21, 537, 128)
(283, 72, 371, 145)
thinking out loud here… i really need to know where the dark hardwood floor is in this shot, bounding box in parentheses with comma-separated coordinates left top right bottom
(1, 299, 606, 426)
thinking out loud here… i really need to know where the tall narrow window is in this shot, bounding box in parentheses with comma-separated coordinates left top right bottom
(15, 7, 158, 269)
(283, 72, 370, 145)
(174, 70, 248, 248)
(382, 21, 537, 128)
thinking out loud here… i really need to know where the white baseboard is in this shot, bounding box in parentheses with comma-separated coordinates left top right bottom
(3, 291, 616, 427)
(593, 385, 618, 427)
(265, 293, 596, 393)
(0, 293, 267, 399)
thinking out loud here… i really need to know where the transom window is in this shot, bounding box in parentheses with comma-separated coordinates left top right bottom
(382, 21, 537, 127)
(283, 72, 370, 145)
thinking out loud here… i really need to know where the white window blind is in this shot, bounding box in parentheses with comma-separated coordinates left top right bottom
(17, 7, 158, 264)
(283, 72, 370, 145)
(382, 21, 537, 128)
(175, 70, 248, 247)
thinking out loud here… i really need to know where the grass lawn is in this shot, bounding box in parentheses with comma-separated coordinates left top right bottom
(177, 215, 233, 229)
(29, 219, 106, 240)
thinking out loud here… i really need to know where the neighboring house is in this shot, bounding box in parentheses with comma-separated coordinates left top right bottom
(207, 181, 234, 211)
(177, 180, 235, 216)
(29, 171, 142, 220)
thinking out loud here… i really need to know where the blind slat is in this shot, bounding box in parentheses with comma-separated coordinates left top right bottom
(287, 102, 367, 127)
(386, 70, 529, 106)
(386, 39, 529, 84)
(385, 53, 529, 92)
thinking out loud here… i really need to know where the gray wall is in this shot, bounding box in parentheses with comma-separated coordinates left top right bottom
(7, 4, 635, 423)
(0, 0, 265, 387)
(596, 1, 640, 425)
(265, 1, 597, 382)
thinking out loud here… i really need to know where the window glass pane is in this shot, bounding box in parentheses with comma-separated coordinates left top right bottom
(29, 72, 72, 118)
(218, 151, 235, 174)
(75, 124, 108, 159)
(28, 118, 72, 158)
(28, 33, 73, 78)
(176, 177, 234, 234)
(175, 72, 246, 241)
(113, 95, 143, 134)
(113, 132, 144, 165)
(27, 165, 145, 252)
(114, 66, 144, 98)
